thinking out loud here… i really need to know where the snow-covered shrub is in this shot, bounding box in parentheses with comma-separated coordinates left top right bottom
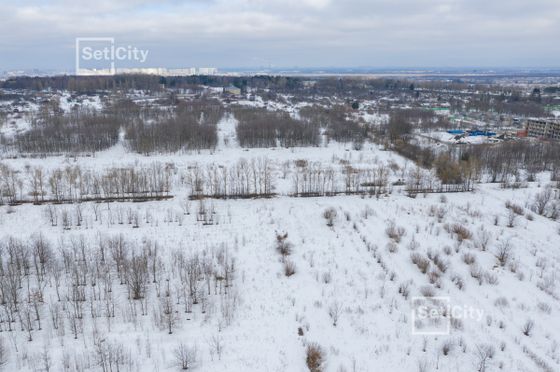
(462, 253, 476, 265)
(398, 282, 410, 299)
(386, 241, 398, 253)
(306, 343, 325, 372)
(475, 228, 491, 250)
(507, 209, 517, 228)
(484, 272, 499, 285)
(450, 224, 472, 242)
(494, 297, 509, 308)
(505, 201, 524, 215)
(494, 241, 512, 267)
(284, 260, 296, 277)
(451, 274, 465, 290)
(173, 343, 197, 370)
(537, 302, 551, 314)
(385, 221, 406, 243)
(522, 319, 535, 336)
(429, 252, 448, 273)
(427, 270, 441, 286)
(441, 340, 453, 356)
(532, 187, 553, 216)
(328, 302, 343, 327)
(323, 207, 337, 227)
(411, 253, 430, 274)
(276, 232, 292, 256)
(470, 265, 483, 285)
(419, 286, 435, 298)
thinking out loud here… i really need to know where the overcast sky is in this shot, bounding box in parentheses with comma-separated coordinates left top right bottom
(1, 0, 560, 70)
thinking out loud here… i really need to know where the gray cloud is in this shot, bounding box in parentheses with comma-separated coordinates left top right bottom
(1, 0, 559, 69)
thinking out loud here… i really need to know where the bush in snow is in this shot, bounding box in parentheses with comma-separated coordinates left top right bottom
(386, 241, 398, 253)
(449, 224, 472, 242)
(494, 240, 512, 267)
(173, 343, 197, 370)
(532, 187, 552, 216)
(522, 319, 535, 336)
(385, 221, 406, 243)
(411, 253, 431, 274)
(275, 232, 292, 256)
(474, 344, 495, 372)
(441, 340, 454, 356)
(505, 201, 524, 215)
(451, 274, 465, 290)
(323, 207, 337, 227)
(462, 252, 476, 265)
(398, 282, 410, 299)
(328, 302, 343, 327)
(419, 286, 435, 298)
(306, 343, 325, 372)
(284, 260, 297, 277)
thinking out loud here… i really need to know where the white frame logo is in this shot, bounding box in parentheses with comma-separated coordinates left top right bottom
(75, 37, 115, 76)
(411, 296, 451, 336)
(75, 37, 149, 76)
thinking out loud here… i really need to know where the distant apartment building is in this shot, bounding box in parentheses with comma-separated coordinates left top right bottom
(116, 67, 218, 76)
(526, 118, 560, 140)
(197, 67, 218, 75)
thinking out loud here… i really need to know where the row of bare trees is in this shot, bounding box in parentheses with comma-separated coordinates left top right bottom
(184, 158, 274, 199)
(292, 161, 390, 196)
(0, 163, 173, 205)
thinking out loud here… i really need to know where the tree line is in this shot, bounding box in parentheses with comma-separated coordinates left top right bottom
(233, 106, 320, 148)
(0, 162, 172, 205)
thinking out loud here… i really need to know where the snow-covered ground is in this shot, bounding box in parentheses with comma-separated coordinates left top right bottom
(216, 114, 239, 150)
(0, 137, 559, 372)
(429, 131, 501, 145)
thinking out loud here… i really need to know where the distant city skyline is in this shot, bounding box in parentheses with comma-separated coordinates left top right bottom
(2, 0, 560, 71)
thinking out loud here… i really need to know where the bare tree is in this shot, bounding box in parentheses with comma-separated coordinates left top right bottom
(208, 334, 224, 361)
(323, 208, 337, 227)
(160, 296, 178, 334)
(173, 343, 197, 370)
(474, 344, 494, 372)
(533, 187, 552, 216)
(495, 240, 512, 267)
(328, 301, 343, 327)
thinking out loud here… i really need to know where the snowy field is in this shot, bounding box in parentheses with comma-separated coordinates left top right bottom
(0, 91, 559, 372)
(0, 127, 559, 372)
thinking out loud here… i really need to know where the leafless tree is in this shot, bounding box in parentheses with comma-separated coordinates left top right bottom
(173, 343, 198, 370)
(323, 207, 337, 227)
(495, 240, 512, 267)
(208, 334, 224, 361)
(160, 295, 178, 334)
(474, 344, 494, 372)
(328, 301, 343, 327)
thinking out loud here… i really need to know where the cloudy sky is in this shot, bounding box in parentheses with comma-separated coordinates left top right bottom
(1, 0, 560, 70)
